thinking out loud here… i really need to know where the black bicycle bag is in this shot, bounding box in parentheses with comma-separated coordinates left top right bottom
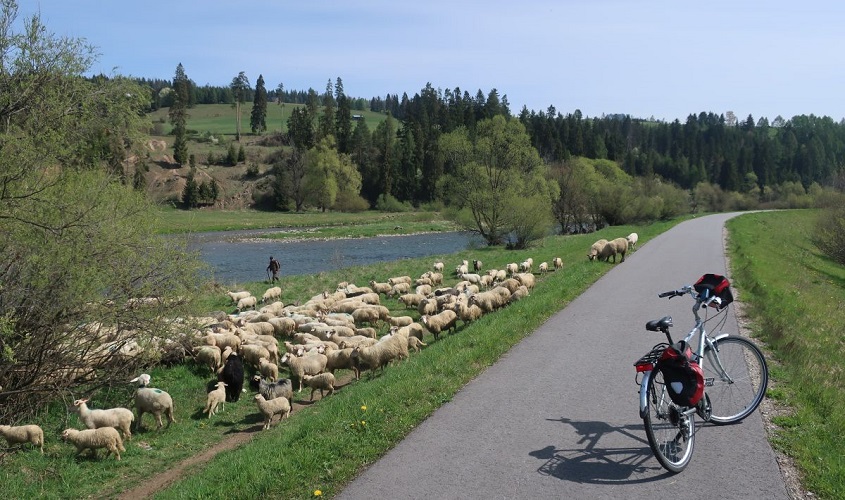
(657, 341, 704, 407)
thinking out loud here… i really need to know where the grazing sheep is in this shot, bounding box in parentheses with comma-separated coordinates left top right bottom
(261, 286, 282, 303)
(302, 373, 336, 401)
(601, 237, 629, 263)
(259, 300, 286, 316)
(0, 424, 44, 453)
(251, 376, 294, 406)
(519, 261, 532, 273)
(220, 352, 245, 402)
(424, 271, 444, 285)
(453, 300, 484, 323)
(506, 262, 519, 275)
(553, 257, 563, 270)
(433, 261, 444, 272)
(130, 374, 176, 431)
(473, 259, 483, 272)
(240, 343, 273, 368)
(538, 262, 549, 274)
(369, 280, 393, 295)
(415, 283, 433, 296)
(588, 239, 609, 261)
(468, 288, 511, 313)
(237, 295, 258, 312)
(323, 346, 360, 379)
(399, 293, 426, 309)
(387, 275, 412, 286)
(71, 399, 134, 440)
(351, 333, 408, 375)
(417, 298, 438, 316)
(227, 290, 252, 303)
(354, 327, 378, 339)
(61, 427, 125, 461)
(253, 394, 291, 430)
(514, 272, 536, 290)
(194, 345, 222, 374)
(351, 307, 381, 326)
(258, 356, 279, 380)
(508, 285, 530, 304)
(267, 316, 297, 337)
(421, 309, 458, 340)
(203, 381, 227, 418)
(626, 232, 639, 249)
(387, 282, 411, 297)
(204, 332, 242, 352)
(407, 336, 428, 353)
(388, 315, 414, 328)
(281, 351, 327, 392)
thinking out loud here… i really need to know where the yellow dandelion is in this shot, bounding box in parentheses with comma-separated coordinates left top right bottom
(314, 490, 322, 497)
(361, 420, 366, 426)
(361, 405, 367, 411)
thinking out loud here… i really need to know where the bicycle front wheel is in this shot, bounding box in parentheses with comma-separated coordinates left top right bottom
(701, 335, 768, 425)
(642, 369, 695, 473)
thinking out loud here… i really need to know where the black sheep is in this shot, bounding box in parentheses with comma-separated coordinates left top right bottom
(220, 352, 244, 402)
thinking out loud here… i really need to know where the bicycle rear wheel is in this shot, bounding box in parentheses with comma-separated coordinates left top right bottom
(642, 369, 695, 473)
(701, 335, 768, 425)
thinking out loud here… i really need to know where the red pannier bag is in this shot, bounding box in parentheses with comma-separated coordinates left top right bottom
(657, 341, 705, 407)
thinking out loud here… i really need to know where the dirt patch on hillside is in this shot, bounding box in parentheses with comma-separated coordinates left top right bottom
(117, 372, 357, 498)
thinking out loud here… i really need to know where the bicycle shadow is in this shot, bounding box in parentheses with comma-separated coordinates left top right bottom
(528, 417, 674, 484)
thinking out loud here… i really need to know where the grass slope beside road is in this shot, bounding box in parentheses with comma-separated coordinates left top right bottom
(728, 210, 844, 500)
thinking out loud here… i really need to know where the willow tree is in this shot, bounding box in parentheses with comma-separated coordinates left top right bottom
(438, 115, 559, 247)
(0, 1, 203, 422)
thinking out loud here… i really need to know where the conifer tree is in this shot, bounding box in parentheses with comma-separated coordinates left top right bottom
(251, 74, 268, 134)
(170, 63, 190, 165)
(335, 77, 353, 154)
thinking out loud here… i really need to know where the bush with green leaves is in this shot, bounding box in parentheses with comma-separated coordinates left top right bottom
(814, 205, 845, 265)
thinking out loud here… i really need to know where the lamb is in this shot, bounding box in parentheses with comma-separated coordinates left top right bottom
(219, 352, 244, 402)
(130, 374, 176, 431)
(236, 295, 258, 312)
(258, 356, 279, 380)
(71, 398, 134, 440)
(421, 309, 458, 340)
(433, 261, 444, 272)
(301, 373, 336, 401)
(626, 232, 639, 249)
(194, 345, 222, 374)
(253, 394, 291, 430)
(553, 257, 563, 270)
(588, 239, 609, 261)
(280, 351, 327, 392)
(506, 262, 519, 275)
(251, 375, 294, 406)
(261, 286, 282, 303)
(473, 259, 483, 272)
(203, 381, 227, 417)
(0, 424, 44, 453)
(227, 290, 252, 303)
(61, 427, 125, 461)
(408, 336, 428, 353)
(538, 262, 549, 274)
(519, 260, 532, 273)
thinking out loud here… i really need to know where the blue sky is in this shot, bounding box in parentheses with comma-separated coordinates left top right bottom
(17, 0, 845, 122)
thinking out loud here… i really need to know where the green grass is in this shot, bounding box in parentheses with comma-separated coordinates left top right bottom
(727, 210, 845, 499)
(0, 219, 682, 499)
(154, 208, 455, 236)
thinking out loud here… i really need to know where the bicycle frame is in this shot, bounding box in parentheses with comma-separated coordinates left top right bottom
(638, 287, 731, 418)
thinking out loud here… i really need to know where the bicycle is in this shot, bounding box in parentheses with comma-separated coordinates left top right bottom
(633, 274, 769, 473)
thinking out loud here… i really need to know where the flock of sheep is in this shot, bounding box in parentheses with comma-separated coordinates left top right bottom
(1, 234, 640, 460)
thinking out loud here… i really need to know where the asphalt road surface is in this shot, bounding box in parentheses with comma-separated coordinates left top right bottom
(338, 213, 789, 500)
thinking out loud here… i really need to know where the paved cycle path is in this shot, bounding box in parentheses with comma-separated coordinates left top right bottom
(338, 213, 789, 500)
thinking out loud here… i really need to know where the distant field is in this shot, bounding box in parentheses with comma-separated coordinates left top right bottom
(147, 103, 388, 139)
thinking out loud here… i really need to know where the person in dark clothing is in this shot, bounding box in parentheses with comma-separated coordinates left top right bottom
(267, 256, 281, 282)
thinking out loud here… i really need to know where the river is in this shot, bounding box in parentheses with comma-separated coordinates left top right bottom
(183, 229, 482, 285)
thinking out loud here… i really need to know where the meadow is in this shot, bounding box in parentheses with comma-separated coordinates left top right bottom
(0, 210, 839, 498)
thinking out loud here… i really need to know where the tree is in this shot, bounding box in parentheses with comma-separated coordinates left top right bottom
(170, 63, 190, 165)
(230, 71, 250, 141)
(250, 74, 267, 134)
(302, 136, 363, 211)
(438, 116, 559, 247)
(318, 78, 336, 141)
(182, 168, 199, 208)
(287, 107, 315, 151)
(0, 1, 202, 421)
(335, 77, 353, 154)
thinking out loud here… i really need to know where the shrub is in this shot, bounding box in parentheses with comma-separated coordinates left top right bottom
(376, 194, 412, 212)
(814, 206, 845, 265)
(333, 191, 370, 212)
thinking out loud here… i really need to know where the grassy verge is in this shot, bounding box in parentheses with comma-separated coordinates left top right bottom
(727, 210, 844, 499)
(154, 208, 454, 236)
(0, 219, 682, 498)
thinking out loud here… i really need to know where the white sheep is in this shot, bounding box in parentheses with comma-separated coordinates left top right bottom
(261, 286, 282, 303)
(408, 336, 428, 353)
(553, 257, 563, 270)
(351, 307, 381, 326)
(369, 280, 393, 295)
(508, 285, 530, 304)
(452, 300, 484, 323)
(626, 232, 639, 249)
(240, 343, 273, 369)
(398, 293, 426, 309)
(387, 275, 412, 286)
(324, 346, 360, 379)
(301, 373, 336, 401)
(538, 262, 549, 274)
(203, 381, 227, 418)
(71, 398, 134, 440)
(600, 237, 629, 263)
(194, 345, 222, 374)
(588, 239, 609, 261)
(506, 262, 519, 275)
(388, 315, 414, 328)
(514, 272, 536, 290)
(433, 261, 444, 272)
(61, 427, 125, 461)
(0, 424, 44, 453)
(130, 374, 176, 431)
(237, 295, 258, 312)
(421, 309, 458, 340)
(227, 290, 252, 303)
(351, 333, 408, 375)
(258, 356, 279, 380)
(280, 351, 327, 392)
(417, 298, 438, 316)
(468, 288, 511, 313)
(253, 394, 291, 430)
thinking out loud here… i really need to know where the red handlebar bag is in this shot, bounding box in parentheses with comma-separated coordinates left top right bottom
(694, 274, 733, 309)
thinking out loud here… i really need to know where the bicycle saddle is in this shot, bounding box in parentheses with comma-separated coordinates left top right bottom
(646, 316, 673, 332)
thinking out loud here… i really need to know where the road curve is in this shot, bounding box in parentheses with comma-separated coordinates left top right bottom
(338, 213, 789, 500)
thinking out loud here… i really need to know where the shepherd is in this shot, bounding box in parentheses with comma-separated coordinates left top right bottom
(267, 256, 281, 283)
